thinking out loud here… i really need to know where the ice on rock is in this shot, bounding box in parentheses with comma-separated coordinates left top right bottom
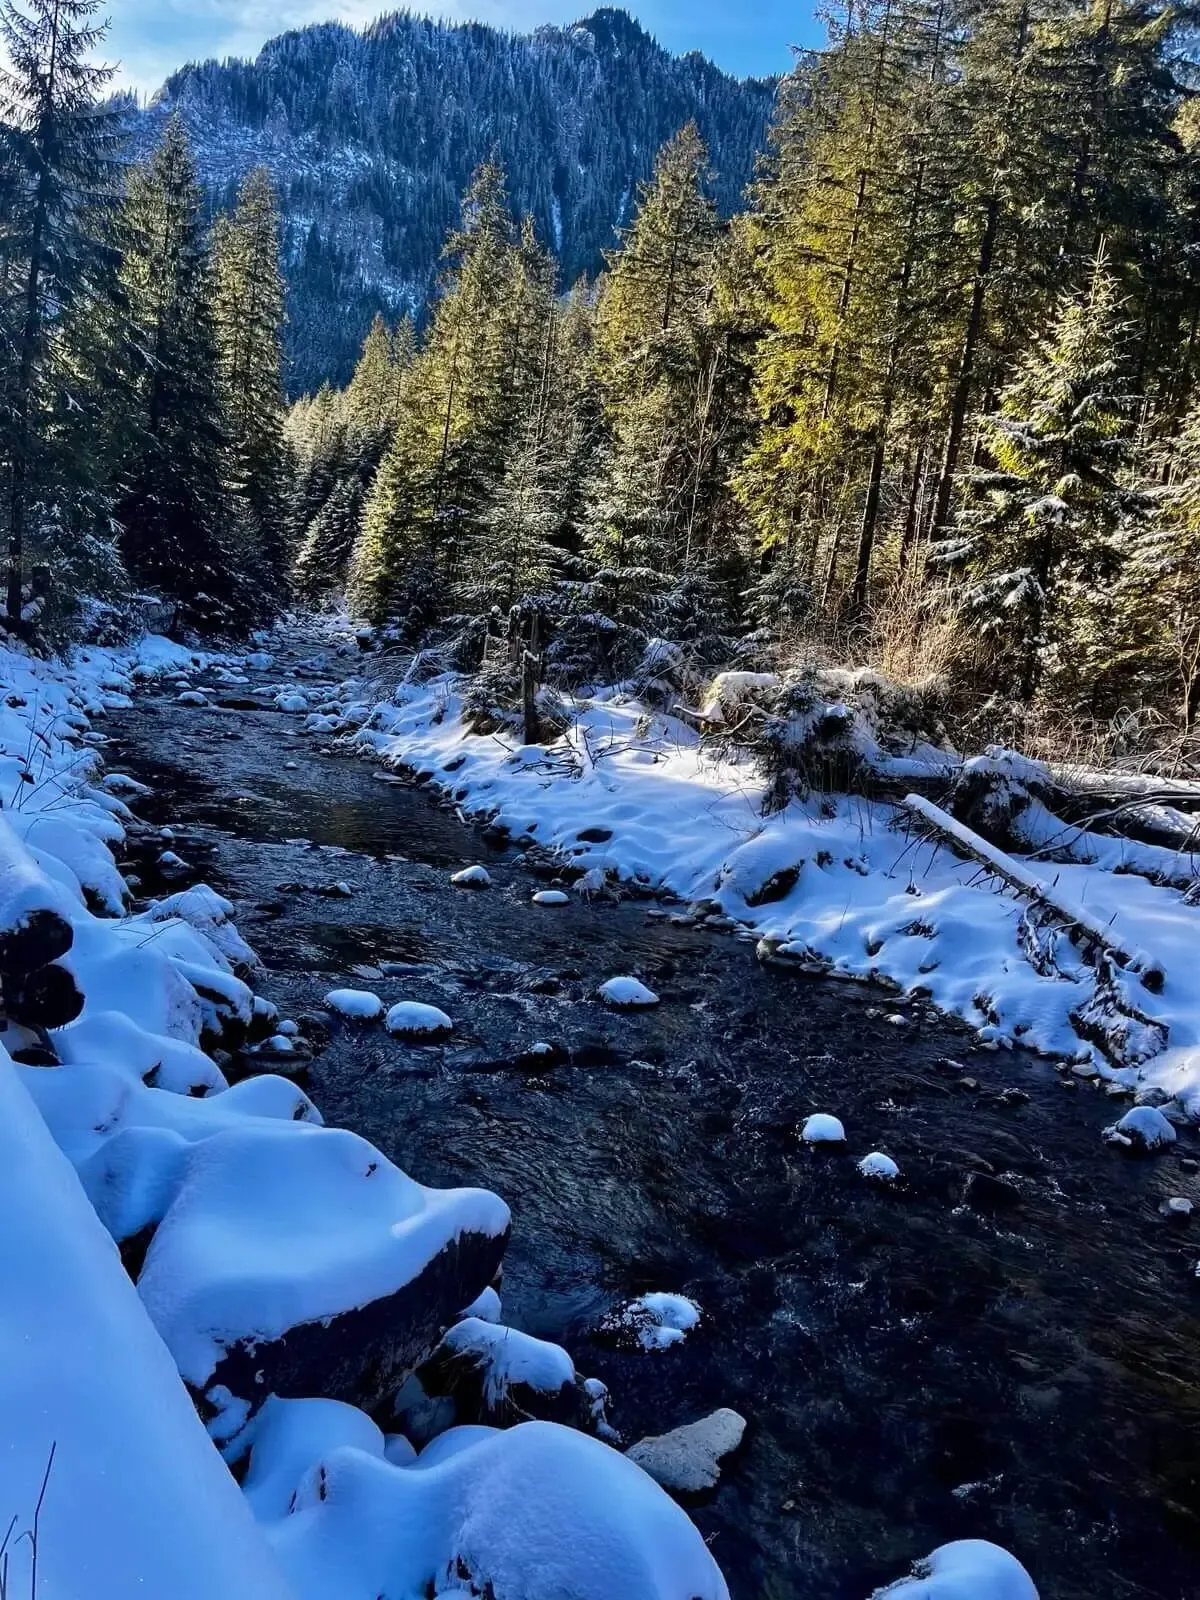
(626, 1407, 746, 1493)
(599, 975, 660, 1008)
(451, 864, 492, 888)
(385, 1000, 454, 1039)
(1103, 1104, 1177, 1151)
(253, 1419, 731, 1600)
(802, 1113, 846, 1144)
(324, 988, 384, 1021)
(858, 1151, 900, 1181)
(870, 1539, 1038, 1599)
(532, 889, 570, 906)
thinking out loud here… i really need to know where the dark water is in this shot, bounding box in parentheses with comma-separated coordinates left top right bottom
(108, 656, 1200, 1600)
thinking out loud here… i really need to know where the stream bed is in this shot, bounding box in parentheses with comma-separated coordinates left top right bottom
(107, 650, 1200, 1600)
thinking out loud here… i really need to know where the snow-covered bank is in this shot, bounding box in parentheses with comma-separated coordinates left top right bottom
(0, 633, 736, 1598)
(344, 671, 1200, 1096)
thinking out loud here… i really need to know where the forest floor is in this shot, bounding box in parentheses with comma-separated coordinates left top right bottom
(104, 633, 1200, 1600)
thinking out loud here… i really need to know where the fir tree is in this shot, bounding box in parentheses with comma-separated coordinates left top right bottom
(0, 0, 124, 625)
(212, 166, 289, 607)
(113, 115, 236, 632)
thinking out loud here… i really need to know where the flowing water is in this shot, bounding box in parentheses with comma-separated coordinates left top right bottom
(107, 652, 1200, 1600)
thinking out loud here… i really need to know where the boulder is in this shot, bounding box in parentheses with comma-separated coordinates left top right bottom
(626, 1408, 746, 1494)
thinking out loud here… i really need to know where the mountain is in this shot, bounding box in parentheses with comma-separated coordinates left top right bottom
(131, 8, 778, 395)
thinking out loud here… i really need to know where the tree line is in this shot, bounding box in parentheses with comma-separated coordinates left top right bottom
(290, 0, 1200, 732)
(0, 0, 288, 639)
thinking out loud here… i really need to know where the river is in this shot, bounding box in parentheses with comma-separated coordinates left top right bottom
(107, 645, 1200, 1600)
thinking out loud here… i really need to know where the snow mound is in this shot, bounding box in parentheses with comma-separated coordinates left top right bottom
(871, 1539, 1038, 1598)
(133, 1120, 509, 1390)
(599, 975, 660, 1008)
(451, 864, 491, 888)
(250, 1418, 731, 1600)
(532, 888, 570, 906)
(385, 1000, 454, 1038)
(803, 1113, 846, 1144)
(626, 1407, 746, 1493)
(1103, 1104, 1177, 1151)
(324, 987, 384, 1020)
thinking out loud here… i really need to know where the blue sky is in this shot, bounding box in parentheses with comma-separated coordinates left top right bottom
(106, 3, 818, 98)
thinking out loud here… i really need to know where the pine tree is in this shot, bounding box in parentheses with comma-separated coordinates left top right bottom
(212, 166, 289, 609)
(113, 115, 237, 632)
(942, 255, 1140, 703)
(0, 0, 124, 625)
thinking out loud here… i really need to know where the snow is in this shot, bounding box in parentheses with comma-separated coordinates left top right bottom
(385, 1000, 454, 1038)
(532, 888, 570, 905)
(614, 1291, 702, 1351)
(250, 1417, 730, 1600)
(598, 974, 660, 1008)
(350, 673, 1200, 1088)
(450, 863, 491, 887)
(323, 986, 384, 1019)
(439, 1316, 576, 1407)
(871, 1539, 1038, 1598)
(859, 1151, 900, 1181)
(626, 1407, 746, 1492)
(1103, 1104, 1177, 1151)
(803, 1113, 846, 1144)
(0, 1050, 294, 1600)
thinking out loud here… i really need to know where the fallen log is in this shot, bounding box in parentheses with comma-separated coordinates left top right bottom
(0, 813, 75, 974)
(4, 960, 86, 1029)
(899, 793, 1165, 993)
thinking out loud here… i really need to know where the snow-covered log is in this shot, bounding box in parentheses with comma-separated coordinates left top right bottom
(899, 794, 1165, 991)
(0, 813, 76, 974)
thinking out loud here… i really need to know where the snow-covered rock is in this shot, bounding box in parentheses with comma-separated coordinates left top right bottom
(418, 1316, 593, 1429)
(385, 1000, 454, 1039)
(858, 1151, 900, 1182)
(532, 889, 570, 906)
(451, 864, 491, 888)
(324, 987, 384, 1021)
(598, 975, 660, 1008)
(870, 1539, 1038, 1598)
(601, 1291, 701, 1351)
(802, 1113, 846, 1144)
(178, 689, 209, 706)
(626, 1408, 746, 1493)
(1103, 1104, 1177, 1152)
(275, 691, 309, 713)
(246, 1416, 731, 1600)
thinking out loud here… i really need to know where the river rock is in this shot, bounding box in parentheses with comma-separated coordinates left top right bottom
(1103, 1105, 1177, 1152)
(871, 1538, 1038, 1598)
(858, 1151, 900, 1182)
(323, 988, 384, 1021)
(451, 865, 492, 889)
(598, 975, 660, 1008)
(414, 1317, 594, 1432)
(801, 1113, 845, 1144)
(385, 1001, 454, 1039)
(626, 1408, 746, 1494)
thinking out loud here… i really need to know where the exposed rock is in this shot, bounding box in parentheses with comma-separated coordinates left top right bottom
(626, 1408, 746, 1494)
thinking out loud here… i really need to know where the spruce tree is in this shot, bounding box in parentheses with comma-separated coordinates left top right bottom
(212, 166, 289, 610)
(943, 256, 1139, 703)
(114, 115, 237, 632)
(0, 0, 124, 625)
